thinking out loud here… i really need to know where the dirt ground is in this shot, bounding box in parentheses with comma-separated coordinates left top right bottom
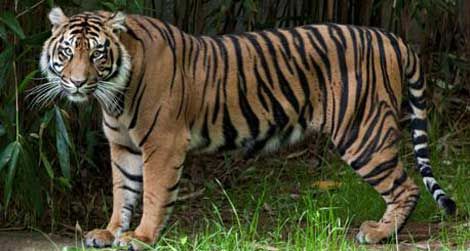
(0, 231, 75, 251)
(0, 223, 468, 251)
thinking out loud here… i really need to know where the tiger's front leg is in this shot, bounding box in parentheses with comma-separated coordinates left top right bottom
(85, 143, 143, 248)
(115, 131, 188, 250)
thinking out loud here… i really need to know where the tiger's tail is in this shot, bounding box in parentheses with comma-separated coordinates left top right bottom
(404, 46, 456, 215)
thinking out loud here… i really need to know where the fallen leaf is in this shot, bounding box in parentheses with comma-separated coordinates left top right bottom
(312, 180, 341, 190)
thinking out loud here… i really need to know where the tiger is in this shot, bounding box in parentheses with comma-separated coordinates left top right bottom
(37, 7, 456, 250)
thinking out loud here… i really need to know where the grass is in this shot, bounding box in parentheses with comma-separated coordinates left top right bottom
(57, 134, 469, 251)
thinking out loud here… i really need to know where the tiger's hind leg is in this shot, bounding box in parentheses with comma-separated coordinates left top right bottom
(336, 124, 420, 244)
(353, 154, 420, 244)
(85, 143, 143, 248)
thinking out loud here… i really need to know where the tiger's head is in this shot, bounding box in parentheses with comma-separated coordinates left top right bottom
(38, 7, 131, 109)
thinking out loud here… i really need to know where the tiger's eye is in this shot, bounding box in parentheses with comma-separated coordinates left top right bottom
(92, 50, 103, 59)
(63, 47, 73, 56)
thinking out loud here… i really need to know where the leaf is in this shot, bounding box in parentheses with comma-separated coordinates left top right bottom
(243, 0, 257, 12)
(7, 70, 38, 103)
(179, 236, 188, 245)
(0, 109, 14, 141)
(0, 12, 26, 39)
(0, 24, 7, 42)
(54, 107, 71, 146)
(21, 31, 51, 46)
(40, 153, 54, 179)
(55, 106, 71, 179)
(0, 141, 16, 172)
(18, 70, 38, 94)
(57, 177, 72, 190)
(0, 122, 5, 137)
(41, 108, 55, 126)
(100, 2, 118, 12)
(312, 180, 341, 191)
(0, 46, 13, 89)
(47, 0, 54, 8)
(3, 141, 21, 208)
(19, 143, 44, 214)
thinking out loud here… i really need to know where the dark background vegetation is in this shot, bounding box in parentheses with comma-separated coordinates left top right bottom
(0, 0, 468, 234)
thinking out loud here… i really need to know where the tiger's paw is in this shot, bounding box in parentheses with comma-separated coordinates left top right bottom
(85, 229, 114, 248)
(355, 221, 389, 244)
(114, 231, 153, 251)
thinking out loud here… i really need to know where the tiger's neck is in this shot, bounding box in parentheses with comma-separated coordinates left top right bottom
(113, 16, 214, 126)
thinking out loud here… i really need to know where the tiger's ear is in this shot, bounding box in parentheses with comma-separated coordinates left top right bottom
(48, 7, 68, 28)
(107, 12, 127, 34)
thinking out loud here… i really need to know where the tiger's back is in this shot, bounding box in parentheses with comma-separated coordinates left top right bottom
(178, 23, 406, 157)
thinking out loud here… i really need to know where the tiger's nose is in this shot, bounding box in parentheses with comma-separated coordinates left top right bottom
(71, 78, 87, 87)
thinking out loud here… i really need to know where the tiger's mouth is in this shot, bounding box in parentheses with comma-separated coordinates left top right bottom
(60, 79, 97, 102)
(67, 92, 91, 102)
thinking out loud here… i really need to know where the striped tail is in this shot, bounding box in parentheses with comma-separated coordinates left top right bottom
(404, 46, 456, 215)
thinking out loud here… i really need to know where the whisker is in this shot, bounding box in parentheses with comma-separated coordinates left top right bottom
(29, 85, 62, 109)
(95, 87, 123, 112)
(32, 77, 60, 80)
(27, 82, 60, 94)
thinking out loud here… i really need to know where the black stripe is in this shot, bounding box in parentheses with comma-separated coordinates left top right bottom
(292, 59, 310, 129)
(415, 147, 430, 158)
(229, 36, 260, 140)
(213, 37, 230, 99)
(212, 79, 222, 123)
(350, 107, 394, 169)
(347, 26, 363, 114)
(163, 201, 176, 208)
(161, 22, 178, 90)
(254, 61, 289, 130)
(381, 171, 408, 196)
(144, 148, 158, 164)
(138, 107, 162, 147)
(114, 162, 143, 183)
(412, 135, 428, 145)
(121, 185, 141, 194)
(123, 205, 133, 212)
(367, 169, 394, 187)
(201, 108, 212, 149)
(243, 33, 275, 88)
(134, 19, 154, 41)
(219, 104, 238, 151)
(210, 39, 219, 84)
(128, 85, 147, 130)
(103, 119, 119, 131)
(167, 181, 180, 192)
(336, 73, 369, 155)
(176, 74, 186, 119)
(411, 118, 427, 131)
(259, 31, 300, 113)
(409, 92, 426, 109)
(328, 25, 349, 139)
(374, 29, 398, 111)
(288, 28, 310, 70)
(116, 143, 142, 155)
(173, 164, 184, 170)
(362, 156, 398, 179)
